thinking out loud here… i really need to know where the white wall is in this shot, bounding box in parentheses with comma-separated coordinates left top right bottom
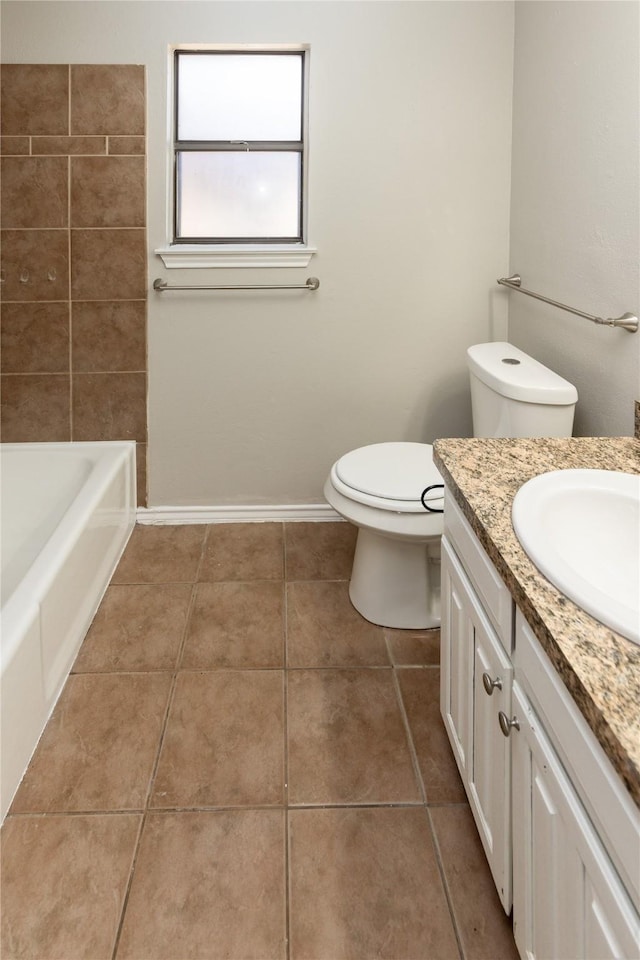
(508, 1, 639, 438)
(1, 1, 515, 506)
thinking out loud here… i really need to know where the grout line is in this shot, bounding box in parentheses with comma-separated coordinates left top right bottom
(286, 800, 426, 810)
(194, 523, 211, 583)
(111, 552, 202, 960)
(282, 520, 289, 582)
(394, 663, 440, 669)
(285, 807, 292, 960)
(6, 808, 146, 820)
(68, 145, 73, 439)
(110, 809, 146, 960)
(389, 660, 428, 805)
(282, 547, 291, 960)
(6, 798, 434, 820)
(67, 65, 71, 137)
(425, 806, 466, 960)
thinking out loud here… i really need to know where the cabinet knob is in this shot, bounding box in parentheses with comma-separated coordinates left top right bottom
(498, 711, 520, 737)
(482, 672, 503, 695)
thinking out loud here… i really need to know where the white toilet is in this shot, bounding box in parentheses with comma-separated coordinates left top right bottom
(323, 341, 578, 629)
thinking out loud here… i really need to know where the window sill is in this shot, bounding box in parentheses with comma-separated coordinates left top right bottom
(155, 244, 317, 269)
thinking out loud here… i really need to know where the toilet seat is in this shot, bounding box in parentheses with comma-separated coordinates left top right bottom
(331, 442, 444, 513)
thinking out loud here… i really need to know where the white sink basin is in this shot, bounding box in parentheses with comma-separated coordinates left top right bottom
(512, 469, 640, 644)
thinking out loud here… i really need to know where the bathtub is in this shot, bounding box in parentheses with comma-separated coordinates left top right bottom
(1, 442, 136, 822)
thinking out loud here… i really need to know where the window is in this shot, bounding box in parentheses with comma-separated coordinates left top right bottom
(173, 50, 306, 245)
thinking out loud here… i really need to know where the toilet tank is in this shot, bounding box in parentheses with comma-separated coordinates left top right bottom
(467, 342, 578, 438)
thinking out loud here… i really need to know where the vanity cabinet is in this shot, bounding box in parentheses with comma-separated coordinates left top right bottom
(440, 490, 640, 960)
(511, 679, 639, 959)
(440, 512, 513, 912)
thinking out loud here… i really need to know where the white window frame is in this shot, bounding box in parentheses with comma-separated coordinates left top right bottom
(156, 44, 315, 269)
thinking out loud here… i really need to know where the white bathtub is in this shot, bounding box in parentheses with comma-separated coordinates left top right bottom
(0, 442, 136, 822)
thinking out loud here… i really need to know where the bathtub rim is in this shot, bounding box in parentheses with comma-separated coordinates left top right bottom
(1, 441, 136, 675)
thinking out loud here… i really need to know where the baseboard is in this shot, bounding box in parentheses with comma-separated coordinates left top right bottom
(136, 503, 342, 524)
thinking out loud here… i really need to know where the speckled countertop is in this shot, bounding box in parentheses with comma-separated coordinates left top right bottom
(433, 435, 640, 806)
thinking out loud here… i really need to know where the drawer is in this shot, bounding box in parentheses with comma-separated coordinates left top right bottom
(444, 490, 513, 652)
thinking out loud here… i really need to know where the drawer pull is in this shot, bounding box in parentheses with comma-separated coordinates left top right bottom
(498, 711, 520, 737)
(482, 672, 503, 695)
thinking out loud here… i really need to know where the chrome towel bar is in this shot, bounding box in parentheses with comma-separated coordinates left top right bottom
(497, 274, 637, 333)
(153, 276, 319, 293)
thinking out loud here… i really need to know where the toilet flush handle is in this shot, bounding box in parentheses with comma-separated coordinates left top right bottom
(420, 484, 444, 513)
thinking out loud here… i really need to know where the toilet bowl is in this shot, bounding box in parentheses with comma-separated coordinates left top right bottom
(323, 442, 444, 629)
(324, 341, 578, 629)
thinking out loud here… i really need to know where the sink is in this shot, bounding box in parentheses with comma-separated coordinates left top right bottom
(512, 469, 640, 644)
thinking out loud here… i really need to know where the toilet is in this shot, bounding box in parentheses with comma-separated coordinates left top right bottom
(323, 341, 578, 629)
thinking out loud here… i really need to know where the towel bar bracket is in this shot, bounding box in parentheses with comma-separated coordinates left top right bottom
(497, 274, 637, 333)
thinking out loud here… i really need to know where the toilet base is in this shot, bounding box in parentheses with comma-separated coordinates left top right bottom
(348, 527, 441, 629)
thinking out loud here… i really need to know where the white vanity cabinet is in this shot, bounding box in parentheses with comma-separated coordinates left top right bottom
(440, 500, 513, 912)
(512, 612, 640, 960)
(440, 490, 640, 960)
(511, 679, 639, 960)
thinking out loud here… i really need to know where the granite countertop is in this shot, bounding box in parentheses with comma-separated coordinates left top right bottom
(433, 436, 640, 805)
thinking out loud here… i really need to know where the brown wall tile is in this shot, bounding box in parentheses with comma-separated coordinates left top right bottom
(0, 137, 30, 155)
(1, 302, 70, 372)
(32, 136, 106, 156)
(1, 156, 68, 228)
(72, 372, 147, 441)
(0, 229, 69, 301)
(1, 373, 70, 441)
(0, 63, 147, 504)
(72, 300, 146, 371)
(108, 136, 145, 156)
(70, 229, 146, 300)
(136, 442, 147, 506)
(71, 66, 145, 136)
(1, 64, 69, 136)
(71, 157, 144, 228)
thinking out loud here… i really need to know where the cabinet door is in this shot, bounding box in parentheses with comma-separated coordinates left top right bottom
(511, 682, 640, 960)
(441, 535, 512, 912)
(441, 536, 474, 783)
(470, 613, 512, 911)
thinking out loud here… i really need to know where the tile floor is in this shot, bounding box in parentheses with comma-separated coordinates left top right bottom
(1, 522, 519, 960)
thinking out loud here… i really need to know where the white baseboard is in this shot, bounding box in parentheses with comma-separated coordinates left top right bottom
(136, 503, 342, 524)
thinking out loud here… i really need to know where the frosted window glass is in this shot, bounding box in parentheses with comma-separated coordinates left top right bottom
(177, 152, 301, 239)
(177, 54, 302, 141)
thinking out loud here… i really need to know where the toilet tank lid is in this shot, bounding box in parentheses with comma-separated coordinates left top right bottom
(467, 342, 578, 405)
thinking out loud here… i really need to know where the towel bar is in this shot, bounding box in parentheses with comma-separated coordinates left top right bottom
(497, 275, 637, 333)
(153, 276, 320, 293)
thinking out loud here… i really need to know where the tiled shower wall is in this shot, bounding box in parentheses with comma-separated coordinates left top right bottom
(0, 64, 147, 504)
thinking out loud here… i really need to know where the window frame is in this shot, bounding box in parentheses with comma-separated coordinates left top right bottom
(172, 47, 307, 247)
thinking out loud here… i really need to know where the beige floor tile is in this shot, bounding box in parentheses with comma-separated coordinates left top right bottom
(116, 809, 286, 960)
(287, 669, 420, 805)
(286, 581, 389, 667)
(181, 581, 284, 669)
(430, 804, 519, 960)
(151, 671, 284, 808)
(199, 522, 284, 581)
(288, 806, 459, 960)
(112, 523, 206, 583)
(11, 674, 171, 813)
(73, 583, 192, 672)
(396, 668, 467, 804)
(385, 627, 441, 666)
(1, 813, 140, 960)
(285, 521, 357, 580)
